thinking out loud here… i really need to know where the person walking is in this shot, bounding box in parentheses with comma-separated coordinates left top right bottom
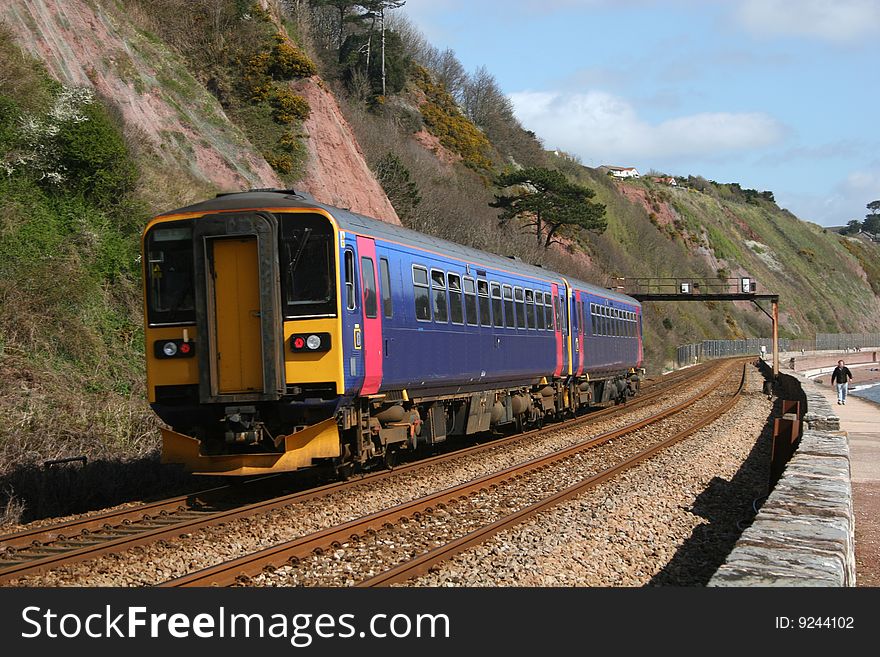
(830, 360, 854, 405)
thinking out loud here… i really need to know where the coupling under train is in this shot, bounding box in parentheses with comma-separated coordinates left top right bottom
(143, 189, 644, 476)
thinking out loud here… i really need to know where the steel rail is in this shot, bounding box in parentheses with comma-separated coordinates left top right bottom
(0, 483, 253, 552)
(161, 362, 741, 587)
(0, 360, 724, 584)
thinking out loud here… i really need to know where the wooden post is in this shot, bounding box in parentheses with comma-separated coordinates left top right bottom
(772, 298, 779, 379)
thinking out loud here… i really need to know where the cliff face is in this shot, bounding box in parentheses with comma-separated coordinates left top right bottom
(294, 78, 401, 224)
(1, 0, 397, 220)
(2, 0, 279, 193)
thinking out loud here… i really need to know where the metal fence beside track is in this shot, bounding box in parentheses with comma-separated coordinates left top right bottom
(676, 333, 880, 369)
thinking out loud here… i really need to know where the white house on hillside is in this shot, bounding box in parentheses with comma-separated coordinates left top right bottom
(601, 165, 640, 178)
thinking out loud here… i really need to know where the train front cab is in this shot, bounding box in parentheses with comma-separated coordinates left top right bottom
(145, 207, 348, 475)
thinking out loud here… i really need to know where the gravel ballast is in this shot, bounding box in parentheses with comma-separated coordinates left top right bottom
(7, 364, 766, 587)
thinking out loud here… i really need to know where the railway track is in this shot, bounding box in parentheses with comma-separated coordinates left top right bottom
(161, 361, 746, 587)
(0, 359, 733, 586)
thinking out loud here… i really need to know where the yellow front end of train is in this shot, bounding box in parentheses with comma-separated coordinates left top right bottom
(143, 205, 345, 475)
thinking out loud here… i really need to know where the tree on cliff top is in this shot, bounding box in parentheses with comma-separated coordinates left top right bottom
(490, 167, 606, 248)
(865, 200, 880, 235)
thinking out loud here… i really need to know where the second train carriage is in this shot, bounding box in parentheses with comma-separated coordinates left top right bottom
(144, 190, 643, 476)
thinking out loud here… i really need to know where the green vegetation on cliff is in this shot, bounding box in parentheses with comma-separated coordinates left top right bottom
(0, 30, 168, 523)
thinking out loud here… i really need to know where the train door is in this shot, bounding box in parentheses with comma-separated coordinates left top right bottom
(637, 310, 644, 366)
(551, 283, 563, 377)
(211, 237, 263, 393)
(192, 212, 284, 404)
(356, 236, 383, 394)
(570, 289, 579, 374)
(576, 291, 586, 376)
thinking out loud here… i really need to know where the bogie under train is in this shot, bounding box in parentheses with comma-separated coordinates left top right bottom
(143, 190, 643, 475)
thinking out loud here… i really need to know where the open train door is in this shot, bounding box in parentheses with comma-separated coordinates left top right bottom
(356, 236, 383, 395)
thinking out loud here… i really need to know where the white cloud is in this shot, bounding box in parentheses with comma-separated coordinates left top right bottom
(509, 90, 784, 163)
(776, 166, 880, 226)
(842, 168, 880, 195)
(737, 0, 880, 43)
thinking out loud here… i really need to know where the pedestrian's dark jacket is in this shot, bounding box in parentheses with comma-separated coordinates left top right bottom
(831, 366, 853, 384)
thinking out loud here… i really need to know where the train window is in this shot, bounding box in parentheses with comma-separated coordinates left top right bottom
(463, 277, 478, 325)
(545, 293, 554, 331)
(514, 287, 526, 329)
(533, 291, 544, 330)
(146, 220, 194, 326)
(561, 296, 568, 335)
(413, 265, 430, 321)
(280, 213, 336, 318)
(448, 273, 464, 325)
(553, 295, 561, 333)
(432, 269, 448, 323)
(380, 258, 392, 318)
(478, 280, 491, 326)
(345, 251, 357, 311)
(361, 257, 377, 318)
(525, 290, 536, 329)
(502, 285, 514, 328)
(491, 283, 503, 327)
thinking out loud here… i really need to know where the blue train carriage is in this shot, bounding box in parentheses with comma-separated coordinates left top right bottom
(144, 190, 643, 476)
(567, 281, 644, 404)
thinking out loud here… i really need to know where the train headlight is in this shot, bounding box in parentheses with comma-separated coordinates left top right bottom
(154, 339, 196, 358)
(290, 333, 331, 353)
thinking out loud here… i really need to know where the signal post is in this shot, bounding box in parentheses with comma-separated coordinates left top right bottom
(618, 277, 780, 378)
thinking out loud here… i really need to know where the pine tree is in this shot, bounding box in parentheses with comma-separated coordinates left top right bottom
(866, 200, 880, 235)
(490, 167, 606, 248)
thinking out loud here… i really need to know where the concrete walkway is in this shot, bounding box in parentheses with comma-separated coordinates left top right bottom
(814, 382, 880, 586)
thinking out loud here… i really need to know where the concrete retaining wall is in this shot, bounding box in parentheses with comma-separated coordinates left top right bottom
(709, 372, 856, 586)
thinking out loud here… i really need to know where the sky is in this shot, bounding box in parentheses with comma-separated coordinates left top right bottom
(401, 0, 880, 227)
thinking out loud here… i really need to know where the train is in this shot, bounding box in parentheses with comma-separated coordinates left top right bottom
(143, 189, 644, 476)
